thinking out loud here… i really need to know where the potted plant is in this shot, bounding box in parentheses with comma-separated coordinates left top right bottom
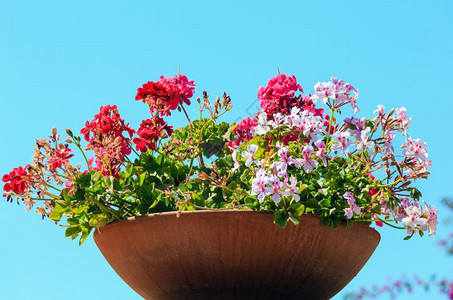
(2, 73, 438, 299)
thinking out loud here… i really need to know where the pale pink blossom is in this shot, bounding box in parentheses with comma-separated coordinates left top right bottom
(332, 131, 354, 156)
(242, 144, 259, 167)
(356, 128, 375, 156)
(383, 130, 396, 153)
(402, 138, 429, 165)
(282, 177, 300, 201)
(424, 201, 438, 236)
(255, 112, 270, 135)
(314, 140, 327, 167)
(251, 169, 269, 203)
(267, 176, 284, 203)
(294, 145, 318, 173)
(268, 113, 284, 127)
(402, 205, 427, 235)
(276, 143, 296, 172)
(396, 107, 412, 134)
(344, 192, 361, 219)
(232, 150, 240, 171)
(312, 82, 335, 104)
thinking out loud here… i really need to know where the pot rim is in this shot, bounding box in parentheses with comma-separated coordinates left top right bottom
(95, 209, 381, 240)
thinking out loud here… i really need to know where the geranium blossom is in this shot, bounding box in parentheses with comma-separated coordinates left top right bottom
(402, 205, 428, 235)
(49, 147, 74, 171)
(314, 140, 328, 167)
(133, 116, 173, 152)
(135, 74, 195, 116)
(242, 144, 259, 167)
(2, 166, 31, 197)
(282, 177, 300, 201)
(396, 107, 412, 134)
(81, 105, 135, 176)
(257, 74, 303, 117)
(228, 117, 258, 149)
(251, 169, 269, 203)
(267, 176, 284, 203)
(276, 143, 296, 172)
(311, 81, 335, 104)
(402, 137, 429, 164)
(344, 192, 361, 219)
(255, 112, 270, 135)
(332, 131, 354, 156)
(424, 201, 438, 236)
(294, 145, 318, 173)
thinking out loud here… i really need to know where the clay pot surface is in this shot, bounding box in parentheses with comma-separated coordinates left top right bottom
(94, 210, 380, 300)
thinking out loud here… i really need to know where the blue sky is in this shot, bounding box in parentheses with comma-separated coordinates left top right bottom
(1, 1, 452, 299)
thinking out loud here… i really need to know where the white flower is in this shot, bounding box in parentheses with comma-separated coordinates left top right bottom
(242, 144, 259, 167)
(255, 112, 270, 135)
(312, 81, 335, 104)
(402, 205, 428, 235)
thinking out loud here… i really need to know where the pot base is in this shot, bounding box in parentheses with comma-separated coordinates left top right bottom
(94, 210, 380, 300)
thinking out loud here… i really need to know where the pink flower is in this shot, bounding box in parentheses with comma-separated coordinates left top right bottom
(343, 191, 361, 219)
(255, 112, 270, 135)
(282, 177, 300, 201)
(424, 201, 438, 236)
(294, 145, 318, 173)
(257, 74, 304, 117)
(228, 117, 258, 149)
(402, 137, 430, 166)
(396, 107, 411, 134)
(332, 131, 354, 156)
(251, 169, 269, 203)
(314, 140, 327, 167)
(276, 143, 296, 172)
(383, 130, 396, 153)
(267, 176, 284, 203)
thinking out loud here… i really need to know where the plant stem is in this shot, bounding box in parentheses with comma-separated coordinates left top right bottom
(72, 137, 91, 170)
(378, 217, 407, 229)
(180, 104, 193, 130)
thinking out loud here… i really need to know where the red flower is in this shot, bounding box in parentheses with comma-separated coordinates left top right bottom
(135, 75, 195, 116)
(228, 117, 258, 149)
(367, 173, 380, 196)
(50, 147, 74, 171)
(133, 116, 173, 152)
(81, 105, 135, 142)
(81, 105, 135, 155)
(2, 166, 31, 196)
(80, 105, 135, 177)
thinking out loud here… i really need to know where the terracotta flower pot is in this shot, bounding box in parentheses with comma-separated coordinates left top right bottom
(94, 210, 380, 300)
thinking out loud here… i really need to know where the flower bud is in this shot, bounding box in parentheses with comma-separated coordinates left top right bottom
(66, 129, 74, 137)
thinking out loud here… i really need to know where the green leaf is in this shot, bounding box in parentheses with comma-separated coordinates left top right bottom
(274, 209, 289, 228)
(288, 212, 300, 226)
(139, 173, 146, 186)
(49, 203, 68, 221)
(89, 215, 111, 227)
(139, 184, 155, 201)
(65, 226, 80, 238)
